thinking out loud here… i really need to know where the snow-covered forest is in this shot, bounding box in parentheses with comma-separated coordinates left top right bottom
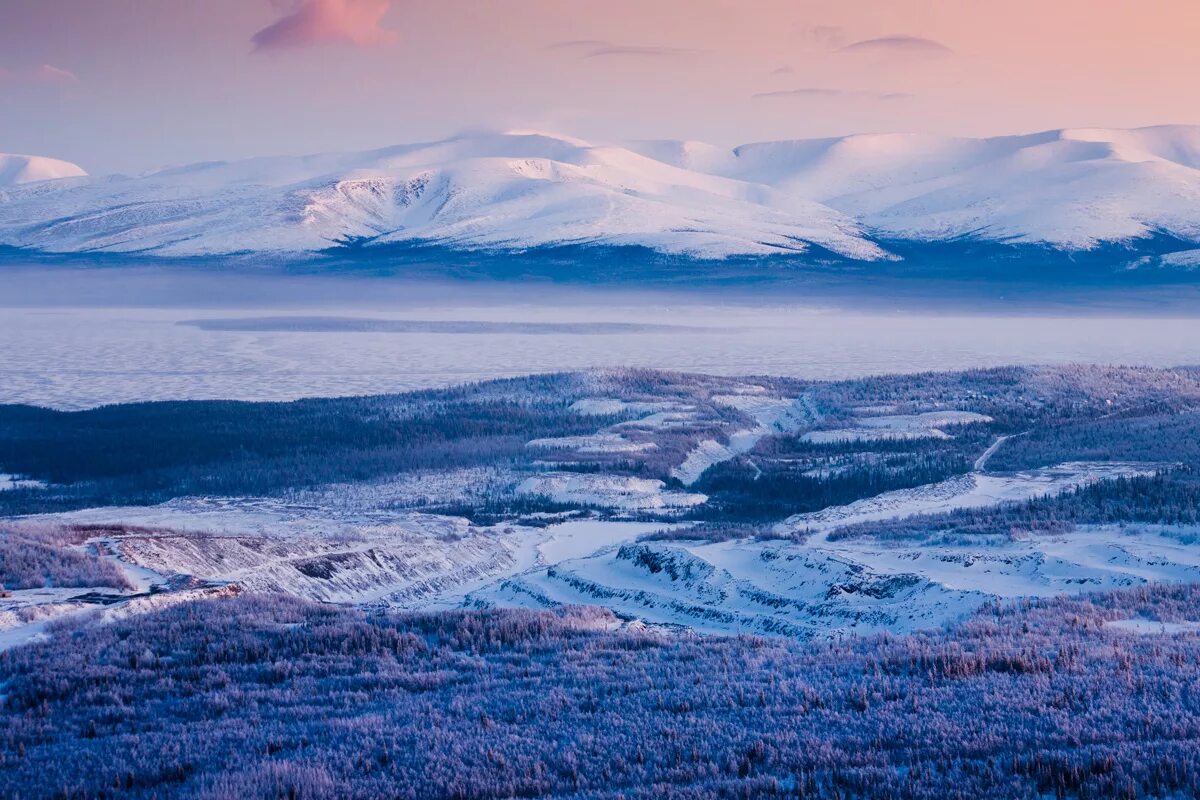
(5, 364, 1200, 797)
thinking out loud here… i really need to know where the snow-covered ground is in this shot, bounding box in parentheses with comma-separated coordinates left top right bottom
(671, 391, 819, 484)
(468, 461, 1180, 637)
(0, 133, 885, 261)
(803, 410, 992, 444)
(6, 300, 1200, 410)
(569, 398, 674, 416)
(517, 473, 706, 513)
(13, 499, 673, 609)
(470, 519, 1200, 639)
(782, 462, 1159, 538)
(0, 548, 170, 652)
(5, 460, 1194, 644)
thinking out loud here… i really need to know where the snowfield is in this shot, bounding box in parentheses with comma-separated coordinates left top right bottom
(803, 410, 993, 444)
(4, 125, 1200, 259)
(671, 391, 820, 485)
(7, 461, 1179, 643)
(517, 473, 707, 512)
(1, 499, 674, 649)
(469, 524, 1200, 639)
(465, 461, 1182, 637)
(783, 461, 1159, 537)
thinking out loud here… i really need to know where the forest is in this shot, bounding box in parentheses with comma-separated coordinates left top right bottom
(4, 364, 1200, 528)
(4, 586, 1200, 799)
(5, 365, 1200, 796)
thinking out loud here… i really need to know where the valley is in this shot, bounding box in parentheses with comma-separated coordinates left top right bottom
(5, 364, 1200, 649)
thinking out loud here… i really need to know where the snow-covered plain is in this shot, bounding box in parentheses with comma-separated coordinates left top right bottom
(4, 126, 1200, 257)
(7, 299, 1200, 410)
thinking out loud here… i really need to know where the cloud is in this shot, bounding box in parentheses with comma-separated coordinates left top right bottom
(544, 39, 612, 51)
(798, 25, 848, 49)
(546, 40, 701, 59)
(752, 87, 911, 101)
(588, 45, 699, 59)
(772, 65, 794, 75)
(0, 64, 79, 85)
(839, 35, 953, 57)
(252, 0, 398, 51)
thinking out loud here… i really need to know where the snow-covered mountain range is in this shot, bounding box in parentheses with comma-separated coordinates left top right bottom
(3, 125, 1200, 261)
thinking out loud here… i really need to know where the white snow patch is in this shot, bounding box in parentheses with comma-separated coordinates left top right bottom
(803, 410, 991, 443)
(518, 473, 706, 512)
(1160, 249, 1200, 268)
(784, 462, 1159, 537)
(0, 474, 46, 491)
(672, 394, 820, 484)
(569, 398, 673, 416)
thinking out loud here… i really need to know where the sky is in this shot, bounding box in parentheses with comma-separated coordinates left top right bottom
(1, 0, 1199, 174)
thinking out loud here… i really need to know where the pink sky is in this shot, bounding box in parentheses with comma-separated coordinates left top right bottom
(1, 0, 1198, 173)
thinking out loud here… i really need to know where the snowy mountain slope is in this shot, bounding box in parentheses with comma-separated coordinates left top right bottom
(2, 126, 1200, 260)
(0, 132, 884, 260)
(718, 126, 1200, 247)
(0, 153, 87, 187)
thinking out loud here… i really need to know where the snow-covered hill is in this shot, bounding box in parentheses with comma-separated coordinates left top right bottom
(0, 133, 883, 260)
(0, 153, 87, 187)
(2, 126, 1200, 260)
(716, 126, 1200, 248)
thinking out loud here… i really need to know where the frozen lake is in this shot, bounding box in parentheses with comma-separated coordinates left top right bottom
(3, 269, 1200, 408)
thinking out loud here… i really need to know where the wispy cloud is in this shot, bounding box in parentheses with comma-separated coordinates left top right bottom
(772, 65, 794, 75)
(798, 25, 848, 49)
(546, 40, 701, 59)
(252, 0, 398, 52)
(752, 87, 911, 101)
(544, 39, 612, 51)
(839, 35, 953, 57)
(0, 64, 79, 85)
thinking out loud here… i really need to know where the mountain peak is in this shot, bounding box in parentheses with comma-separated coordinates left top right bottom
(0, 153, 87, 187)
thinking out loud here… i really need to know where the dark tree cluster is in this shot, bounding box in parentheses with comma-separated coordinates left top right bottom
(831, 471, 1200, 542)
(0, 393, 612, 515)
(691, 428, 991, 522)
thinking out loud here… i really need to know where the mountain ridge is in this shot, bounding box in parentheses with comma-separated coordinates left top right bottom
(3, 125, 1200, 263)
